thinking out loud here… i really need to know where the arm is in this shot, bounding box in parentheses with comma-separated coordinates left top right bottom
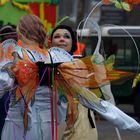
(79, 95, 140, 133)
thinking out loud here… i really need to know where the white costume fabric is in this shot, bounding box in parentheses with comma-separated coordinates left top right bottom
(1, 86, 67, 140)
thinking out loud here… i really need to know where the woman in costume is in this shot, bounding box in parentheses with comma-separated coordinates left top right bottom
(50, 24, 140, 139)
(0, 14, 69, 140)
(0, 14, 140, 140)
(50, 25, 98, 140)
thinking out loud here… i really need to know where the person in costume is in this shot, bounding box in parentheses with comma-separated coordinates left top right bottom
(0, 14, 140, 140)
(0, 15, 68, 140)
(50, 25, 98, 140)
(50, 25, 136, 140)
(0, 25, 17, 138)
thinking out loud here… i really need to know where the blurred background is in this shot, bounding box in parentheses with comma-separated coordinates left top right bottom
(0, 0, 140, 30)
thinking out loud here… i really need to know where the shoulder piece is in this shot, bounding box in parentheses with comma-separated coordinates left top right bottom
(48, 47, 74, 64)
(2, 39, 17, 49)
(26, 49, 51, 63)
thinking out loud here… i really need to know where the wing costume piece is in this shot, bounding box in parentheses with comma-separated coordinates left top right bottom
(0, 43, 137, 132)
(10, 47, 74, 130)
(11, 53, 39, 130)
(56, 54, 133, 102)
(57, 54, 134, 90)
(54, 50, 134, 129)
(56, 54, 140, 132)
(12, 47, 134, 130)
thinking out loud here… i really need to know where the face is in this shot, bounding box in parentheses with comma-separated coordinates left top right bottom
(51, 29, 72, 53)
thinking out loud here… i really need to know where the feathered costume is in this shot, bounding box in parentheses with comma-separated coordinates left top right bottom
(0, 37, 140, 140)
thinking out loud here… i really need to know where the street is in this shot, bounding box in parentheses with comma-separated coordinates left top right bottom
(97, 120, 140, 140)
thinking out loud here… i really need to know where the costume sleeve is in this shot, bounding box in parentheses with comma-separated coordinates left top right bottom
(79, 95, 140, 133)
(0, 70, 15, 98)
(100, 84, 116, 105)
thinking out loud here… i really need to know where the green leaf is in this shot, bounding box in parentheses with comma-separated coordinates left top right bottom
(121, 2, 131, 11)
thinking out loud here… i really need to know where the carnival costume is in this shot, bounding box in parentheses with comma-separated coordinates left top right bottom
(0, 37, 140, 140)
(0, 41, 69, 140)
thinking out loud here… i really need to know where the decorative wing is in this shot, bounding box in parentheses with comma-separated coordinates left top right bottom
(56, 53, 134, 126)
(11, 49, 39, 130)
(57, 54, 134, 89)
(2, 45, 133, 130)
(48, 47, 74, 63)
(10, 47, 74, 130)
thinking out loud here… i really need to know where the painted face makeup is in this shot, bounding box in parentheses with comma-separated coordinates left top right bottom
(51, 29, 72, 53)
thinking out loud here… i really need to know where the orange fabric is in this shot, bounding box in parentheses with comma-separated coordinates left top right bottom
(11, 46, 50, 103)
(57, 56, 134, 89)
(11, 51, 39, 130)
(12, 59, 39, 102)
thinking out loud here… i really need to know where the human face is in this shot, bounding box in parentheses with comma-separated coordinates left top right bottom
(51, 29, 72, 53)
